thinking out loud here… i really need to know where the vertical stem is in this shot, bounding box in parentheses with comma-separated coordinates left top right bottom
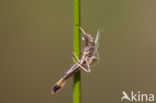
(73, 0, 81, 102)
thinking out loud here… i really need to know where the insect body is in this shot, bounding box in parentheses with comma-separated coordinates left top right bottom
(51, 26, 100, 94)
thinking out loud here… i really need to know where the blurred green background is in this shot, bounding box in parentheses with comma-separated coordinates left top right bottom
(0, 0, 156, 103)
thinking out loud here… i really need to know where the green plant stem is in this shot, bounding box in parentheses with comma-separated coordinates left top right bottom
(73, 0, 81, 102)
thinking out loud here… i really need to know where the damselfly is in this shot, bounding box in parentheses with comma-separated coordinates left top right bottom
(51, 26, 100, 94)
